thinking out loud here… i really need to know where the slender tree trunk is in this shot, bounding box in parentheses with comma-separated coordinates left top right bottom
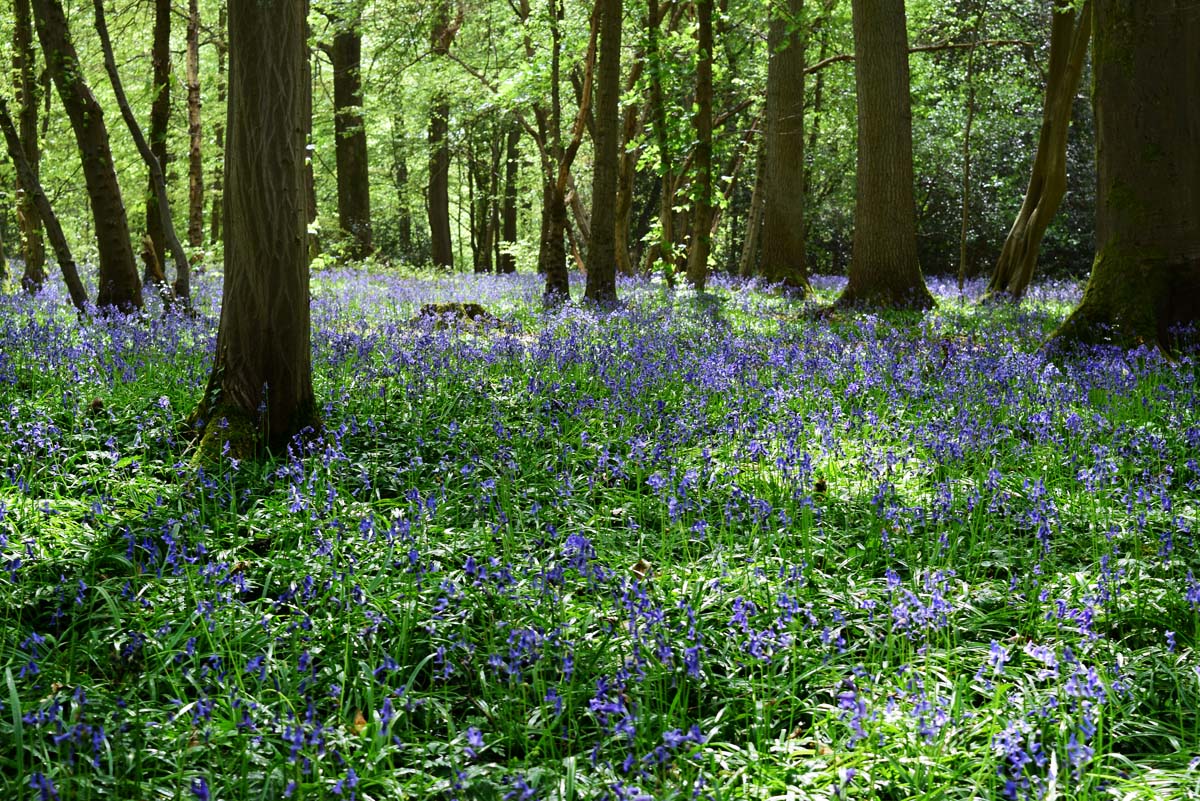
(738, 143, 765, 277)
(0, 99, 87, 312)
(685, 0, 713, 290)
(304, 10, 319, 261)
(186, 0, 204, 249)
(13, 0, 45, 293)
(429, 0, 462, 270)
(94, 0, 191, 302)
(390, 114, 414, 256)
(987, 0, 1091, 301)
(1054, 0, 1200, 350)
(584, 0, 622, 304)
(838, 0, 933, 310)
(613, 20, 650, 277)
(957, 0, 986, 292)
(209, 5, 227, 245)
(499, 121, 520, 273)
(197, 0, 316, 452)
(33, 0, 142, 312)
(146, 0, 171, 279)
(645, 0, 674, 279)
(331, 17, 373, 260)
(760, 0, 808, 293)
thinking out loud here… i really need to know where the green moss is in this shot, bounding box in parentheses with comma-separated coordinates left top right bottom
(191, 402, 262, 467)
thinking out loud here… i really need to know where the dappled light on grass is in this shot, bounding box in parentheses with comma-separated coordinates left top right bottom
(0, 269, 1196, 800)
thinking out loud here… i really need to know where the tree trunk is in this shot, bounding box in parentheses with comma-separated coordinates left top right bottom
(1054, 0, 1200, 350)
(0, 99, 88, 313)
(93, 0, 191, 303)
(957, 0, 986, 292)
(196, 0, 316, 453)
(186, 0, 204, 249)
(685, 0, 713, 290)
(645, 0, 674, 279)
(13, 0, 45, 293)
(146, 0, 171, 280)
(33, 0, 142, 313)
(428, 0, 462, 270)
(209, 5, 227, 245)
(390, 114, 414, 257)
(738, 143, 765, 277)
(499, 121, 520, 273)
(838, 0, 932, 310)
(540, 180, 570, 299)
(331, 18, 373, 260)
(987, 0, 1091, 301)
(760, 0, 808, 293)
(584, 0, 622, 304)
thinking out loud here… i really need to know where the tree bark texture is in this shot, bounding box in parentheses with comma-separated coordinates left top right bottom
(13, 0, 45, 292)
(839, 0, 932, 310)
(987, 0, 1091, 300)
(738, 143, 765, 277)
(584, 0, 622, 304)
(146, 0, 171, 277)
(499, 122, 520, 273)
(685, 0, 713, 290)
(645, 0, 675, 279)
(200, 0, 316, 451)
(33, 0, 142, 312)
(186, 0, 205, 249)
(1054, 0, 1200, 349)
(390, 114, 414, 256)
(93, 0, 191, 302)
(760, 0, 808, 293)
(210, 5, 227, 245)
(331, 19, 373, 260)
(0, 99, 88, 313)
(428, 0, 461, 270)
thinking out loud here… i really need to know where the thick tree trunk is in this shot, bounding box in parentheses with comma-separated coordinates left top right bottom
(1054, 0, 1200, 350)
(33, 0, 142, 312)
(186, 0, 204, 249)
(94, 0, 191, 303)
(499, 122, 520, 273)
(685, 0, 713, 290)
(0, 99, 88, 313)
(13, 0, 45, 293)
(584, 0, 622, 304)
(197, 0, 316, 452)
(331, 20, 373, 260)
(428, 98, 454, 269)
(838, 0, 932, 310)
(540, 181, 570, 299)
(760, 0, 808, 293)
(146, 0, 171, 279)
(209, 5, 227, 245)
(987, 0, 1091, 301)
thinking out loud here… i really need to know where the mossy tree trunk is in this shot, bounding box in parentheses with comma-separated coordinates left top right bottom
(987, 0, 1091, 301)
(196, 0, 316, 452)
(838, 0, 932, 310)
(760, 0, 809, 294)
(1054, 0, 1200, 349)
(33, 0, 142, 313)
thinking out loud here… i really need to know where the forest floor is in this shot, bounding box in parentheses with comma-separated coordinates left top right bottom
(1, 269, 1198, 800)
